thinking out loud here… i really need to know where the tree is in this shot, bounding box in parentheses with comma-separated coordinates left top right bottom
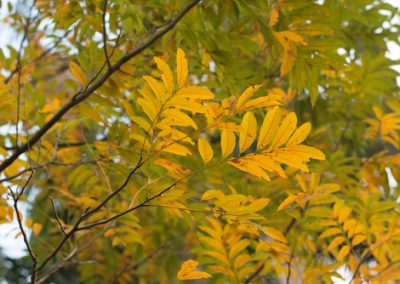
(0, 0, 400, 283)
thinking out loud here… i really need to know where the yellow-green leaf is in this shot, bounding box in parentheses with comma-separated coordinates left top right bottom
(176, 86, 214, 100)
(270, 112, 297, 150)
(154, 56, 174, 95)
(198, 139, 213, 164)
(277, 194, 298, 211)
(258, 106, 281, 150)
(221, 130, 236, 158)
(286, 122, 312, 147)
(69, 61, 88, 85)
(263, 227, 288, 243)
(236, 85, 262, 111)
(239, 112, 257, 153)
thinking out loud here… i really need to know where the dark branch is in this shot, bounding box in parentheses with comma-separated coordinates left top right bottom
(9, 172, 37, 283)
(102, 0, 111, 68)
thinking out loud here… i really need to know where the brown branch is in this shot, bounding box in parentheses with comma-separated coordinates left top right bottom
(34, 157, 143, 273)
(0, 0, 201, 174)
(49, 196, 67, 235)
(349, 251, 371, 283)
(76, 170, 190, 231)
(102, 0, 111, 68)
(36, 227, 109, 283)
(244, 263, 265, 284)
(9, 172, 37, 283)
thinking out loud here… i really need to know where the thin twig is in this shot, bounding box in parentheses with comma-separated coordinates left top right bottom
(102, 0, 111, 68)
(9, 172, 37, 283)
(49, 196, 66, 235)
(349, 251, 371, 283)
(34, 158, 143, 273)
(81, 132, 112, 192)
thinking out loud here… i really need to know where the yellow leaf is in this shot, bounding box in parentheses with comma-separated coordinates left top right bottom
(240, 96, 282, 111)
(280, 46, 297, 77)
(319, 228, 341, 239)
(202, 189, 225, 201)
(198, 139, 213, 164)
(277, 194, 298, 211)
(161, 109, 197, 129)
(239, 112, 257, 153)
(229, 240, 250, 260)
(328, 236, 345, 251)
(246, 154, 287, 178)
(270, 112, 297, 150)
(272, 150, 309, 172)
(221, 130, 236, 158)
(158, 143, 192, 156)
(154, 56, 174, 95)
(285, 145, 326, 160)
(68, 61, 88, 85)
(176, 86, 215, 100)
(338, 207, 352, 224)
(176, 259, 211, 280)
(236, 84, 262, 111)
(25, 219, 33, 228)
(269, 4, 279, 27)
(258, 106, 281, 150)
(250, 198, 270, 211)
(263, 227, 288, 243)
(351, 235, 366, 246)
(228, 159, 270, 181)
(137, 98, 158, 121)
(143, 75, 167, 102)
(177, 48, 188, 88)
(167, 96, 206, 114)
(33, 223, 42, 236)
(279, 31, 308, 46)
(234, 254, 251, 270)
(154, 158, 190, 174)
(286, 122, 312, 147)
(199, 236, 226, 253)
(337, 245, 350, 261)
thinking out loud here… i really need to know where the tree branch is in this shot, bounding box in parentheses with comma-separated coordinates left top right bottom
(102, 0, 111, 68)
(9, 172, 37, 283)
(0, 0, 201, 174)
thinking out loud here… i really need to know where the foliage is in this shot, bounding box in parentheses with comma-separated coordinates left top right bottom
(0, 0, 400, 283)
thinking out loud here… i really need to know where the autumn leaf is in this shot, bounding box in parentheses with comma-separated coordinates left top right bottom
(177, 48, 188, 88)
(198, 138, 214, 164)
(221, 130, 236, 158)
(239, 112, 257, 153)
(177, 260, 212, 280)
(68, 61, 88, 85)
